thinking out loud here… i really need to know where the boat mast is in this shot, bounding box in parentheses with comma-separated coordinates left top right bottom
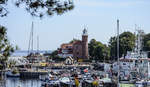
(117, 19, 120, 87)
(31, 22, 34, 52)
(37, 35, 39, 53)
(28, 22, 34, 54)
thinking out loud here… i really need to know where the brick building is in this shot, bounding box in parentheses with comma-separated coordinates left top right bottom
(58, 43, 73, 58)
(58, 29, 89, 60)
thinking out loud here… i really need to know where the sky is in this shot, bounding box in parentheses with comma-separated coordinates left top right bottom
(0, 0, 150, 50)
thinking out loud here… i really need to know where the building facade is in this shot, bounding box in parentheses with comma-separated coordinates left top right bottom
(82, 29, 89, 59)
(58, 29, 89, 60)
(58, 43, 73, 58)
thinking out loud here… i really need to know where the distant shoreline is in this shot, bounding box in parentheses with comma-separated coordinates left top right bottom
(11, 50, 52, 56)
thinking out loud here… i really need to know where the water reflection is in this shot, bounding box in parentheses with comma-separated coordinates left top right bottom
(5, 78, 41, 87)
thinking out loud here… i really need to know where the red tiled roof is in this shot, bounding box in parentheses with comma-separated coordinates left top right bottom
(73, 40, 82, 45)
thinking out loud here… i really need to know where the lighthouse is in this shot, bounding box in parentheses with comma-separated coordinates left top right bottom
(82, 28, 89, 59)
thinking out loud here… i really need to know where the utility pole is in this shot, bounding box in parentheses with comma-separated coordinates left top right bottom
(117, 19, 120, 87)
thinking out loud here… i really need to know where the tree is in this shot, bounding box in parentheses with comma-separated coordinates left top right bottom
(15, 45, 20, 50)
(109, 31, 135, 60)
(143, 33, 150, 50)
(49, 50, 60, 60)
(49, 50, 66, 62)
(0, 25, 14, 70)
(109, 37, 117, 61)
(88, 39, 110, 62)
(0, 0, 74, 17)
(88, 39, 97, 58)
(143, 33, 150, 57)
(119, 32, 135, 57)
(50, 50, 58, 58)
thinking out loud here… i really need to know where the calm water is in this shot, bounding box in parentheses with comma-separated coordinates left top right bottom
(4, 78, 41, 87)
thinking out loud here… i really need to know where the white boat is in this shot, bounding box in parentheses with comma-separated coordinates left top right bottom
(59, 77, 75, 86)
(59, 77, 70, 83)
(99, 74, 111, 83)
(135, 80, 145, 87)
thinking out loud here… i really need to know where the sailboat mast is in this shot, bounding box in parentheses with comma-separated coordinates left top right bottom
(28, 29, 31, 54)
(31, 22, 34, 52)
(37, 35, 39, 53)
(28, 22, 34, 54)
(117, 19, 120, 87)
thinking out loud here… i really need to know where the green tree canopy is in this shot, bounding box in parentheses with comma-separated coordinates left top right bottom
(143, 33, 150, 50)
(0, 25, 14, 69)
(0, 0, 74, 17)
(109, 31, 135, 60)
(88, 39, 110, 62)
(143, 33, 150, 57)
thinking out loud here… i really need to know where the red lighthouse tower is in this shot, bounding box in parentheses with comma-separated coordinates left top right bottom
(82, 28, 89, 59)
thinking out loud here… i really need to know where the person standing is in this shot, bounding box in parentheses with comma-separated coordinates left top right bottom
(92, 75, 99, 87)
(74, 75, 79, 87)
